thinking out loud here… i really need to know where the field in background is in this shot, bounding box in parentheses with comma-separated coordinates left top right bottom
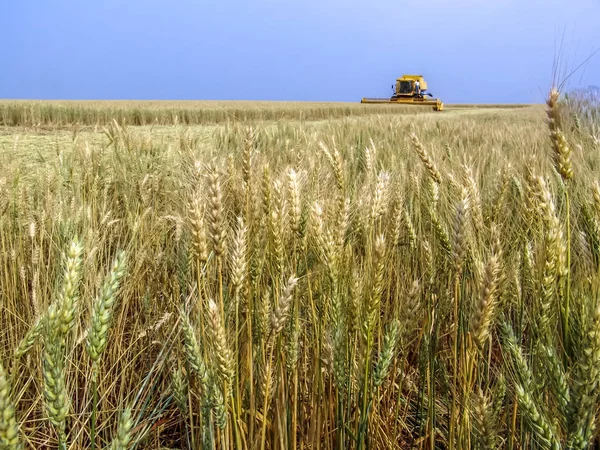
(1, 99, 600, 449)
(0, 100, 534, 128)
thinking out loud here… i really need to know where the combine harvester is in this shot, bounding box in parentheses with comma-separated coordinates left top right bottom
(361, 74, 444, 111)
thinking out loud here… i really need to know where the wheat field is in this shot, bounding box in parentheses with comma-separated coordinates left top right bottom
(0, 95, 599, 449)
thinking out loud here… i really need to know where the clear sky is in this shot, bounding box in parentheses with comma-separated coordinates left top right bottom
(1, 0, 598, 104)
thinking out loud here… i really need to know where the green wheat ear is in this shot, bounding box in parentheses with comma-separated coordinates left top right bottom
(171, 366, 189, 414)
(500, 321, 561, 450)
(86, 251, 128, 362)
(179, 308, 209, 389)
(373, 320, 399, 387)
(57, 238, 84, 340)
(14, 314, 45, 359)
(42, 303, 70, 445)
(0, 361, 22, 450)
(109, 408, 133, 450)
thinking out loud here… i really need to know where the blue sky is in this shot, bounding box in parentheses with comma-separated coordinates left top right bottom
(1, 0, 598, 103)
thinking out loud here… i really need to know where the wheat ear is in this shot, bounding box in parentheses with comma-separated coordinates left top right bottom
(86, 251, 127, 361)
(57, 238, 84, 339)
(171, 366, 189, 414)
(179, 308, 209, 389)
(42, 304, 70, 448)
(410, 132, 442, 184)
(0, 361, 21, 450)
(500, 322, 561, 450)
(207, 299, 234, 398)
(472, 254, 500, 349)
(373, 320, 399, 387)
(207, 165, 227, 258)
(109, 408, 133, 450)
(14, 314, 45, 359)
(547, 88, 573, 181)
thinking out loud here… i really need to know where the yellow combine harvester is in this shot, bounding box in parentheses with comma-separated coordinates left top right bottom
(361, 74, 444, 111)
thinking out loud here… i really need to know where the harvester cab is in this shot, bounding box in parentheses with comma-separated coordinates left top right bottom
(362, 74, 444, 111)
(394, 75, 432, 98)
